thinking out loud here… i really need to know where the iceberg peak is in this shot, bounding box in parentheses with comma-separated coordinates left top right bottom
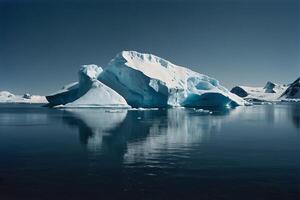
(79, 64, 103, 81)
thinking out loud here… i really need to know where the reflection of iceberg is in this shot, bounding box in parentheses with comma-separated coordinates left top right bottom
(62, 108, 229, 160)
(123, 109, 224, 164)
(60, 104, 299, 171)
(63, 109, 127, 151)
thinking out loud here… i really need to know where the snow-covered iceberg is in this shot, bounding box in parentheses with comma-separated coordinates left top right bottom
(99, 51, 245, 108)
(0, 91, 47, 104)
(46, 65, 130, 108)
(231, 81, 287, 102)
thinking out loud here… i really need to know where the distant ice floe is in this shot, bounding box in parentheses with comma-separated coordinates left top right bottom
(0, 91, 47, 104)
(62, 108, 225, 160)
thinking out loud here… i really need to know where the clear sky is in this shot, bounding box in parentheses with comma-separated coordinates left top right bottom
(0, 0, 299, 95)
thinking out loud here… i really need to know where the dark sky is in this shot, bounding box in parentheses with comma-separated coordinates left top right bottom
(0, 0, 299, 95)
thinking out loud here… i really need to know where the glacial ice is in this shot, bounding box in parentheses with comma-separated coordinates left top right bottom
(99, 51, 245, 108)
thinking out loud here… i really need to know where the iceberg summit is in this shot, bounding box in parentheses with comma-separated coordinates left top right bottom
(46, 51, 245, 108)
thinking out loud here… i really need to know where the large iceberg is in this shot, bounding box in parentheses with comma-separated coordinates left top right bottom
(99, 51, 245, 108)
(46, 65, 130, 108)
(46, 51, 245, 108)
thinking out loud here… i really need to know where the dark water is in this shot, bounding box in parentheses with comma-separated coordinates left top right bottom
(0, 104, 299, 200)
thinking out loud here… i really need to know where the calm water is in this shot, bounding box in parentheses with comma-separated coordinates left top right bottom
(0, 104, 299, 200)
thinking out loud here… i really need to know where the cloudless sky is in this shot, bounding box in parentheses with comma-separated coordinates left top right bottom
(0, 0, 299, 95)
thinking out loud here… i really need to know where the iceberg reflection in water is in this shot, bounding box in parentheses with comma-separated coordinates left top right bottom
(63, 104, 300, 151)
(61, 104, 300, 167)
(62, 108, 230, 162)
(63, 109, 127, 152)
(123, 109, 224, 164)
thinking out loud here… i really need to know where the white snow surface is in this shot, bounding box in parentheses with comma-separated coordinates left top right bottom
(99, 51, 245, 107)
(0, 91, 47, 104)
(231, 82, 287, 102)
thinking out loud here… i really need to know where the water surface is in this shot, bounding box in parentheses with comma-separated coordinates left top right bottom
(0, 104, 299, 199)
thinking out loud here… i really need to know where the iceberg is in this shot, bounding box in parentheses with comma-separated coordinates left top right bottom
(99, 51, 245, 108)
(231, 81, 287, 102)
(46, 65, 130, 108)
(47, 51, 245, 108)
(0, 91, 47, 104)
